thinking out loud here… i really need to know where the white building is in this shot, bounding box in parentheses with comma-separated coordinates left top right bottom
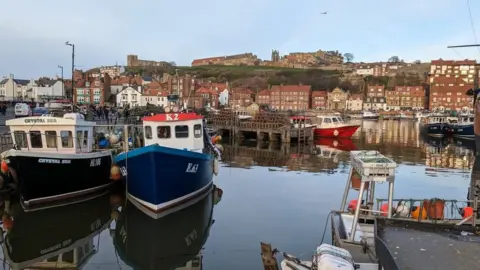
(142, 90, 169, 107)
(116, 86, 143, 107)
(355, 65, 374, 76)
(29, 81, 65, 100)
(346, 95, 363, 111)
(0, 75, 32, 100)
(363, 97, 387, 111)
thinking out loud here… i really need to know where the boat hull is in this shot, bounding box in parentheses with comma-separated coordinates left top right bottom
(452, 124, 474, 139)
(4, 150, 113, 206)
(115, 144, 214, 214)
(314, 125, 360, 138)
(420, 123, 448, 137)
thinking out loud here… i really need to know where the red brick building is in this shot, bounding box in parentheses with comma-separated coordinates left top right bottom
(367, 85, 385, 97)
(429, 59, 476, 111)
(429, 77, 473, 111)
(311, 91, 328, 110)
(269, 84, 311, 111)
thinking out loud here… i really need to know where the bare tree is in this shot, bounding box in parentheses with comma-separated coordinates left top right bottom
(388, 56, 400, 63)
(343, 53, 354, 63)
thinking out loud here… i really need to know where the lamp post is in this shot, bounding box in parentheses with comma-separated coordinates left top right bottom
(58, 65, 64, 98)
(65, 41, 75, 101)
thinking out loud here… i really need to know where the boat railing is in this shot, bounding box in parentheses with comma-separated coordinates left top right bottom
(375, 198, 472, 222)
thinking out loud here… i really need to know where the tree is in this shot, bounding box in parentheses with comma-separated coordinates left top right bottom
(388, 56, 400, 63)
(413, 60, 421, 64)
(169, 61, 177, 67)
(344, 53, 354, 63)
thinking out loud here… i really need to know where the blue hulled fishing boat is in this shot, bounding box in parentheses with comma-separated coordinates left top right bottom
(451, 114, 474, 139)
(420, 115, 450, 137)
(115, 106, 220, 215)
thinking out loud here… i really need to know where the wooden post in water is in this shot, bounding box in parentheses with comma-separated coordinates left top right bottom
(260, 242, 279, 270)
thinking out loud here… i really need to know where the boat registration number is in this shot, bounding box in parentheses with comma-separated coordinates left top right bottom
(90, 158, 101, 167)
(458, 129, 463, 132)
(431, 127, 437, 130)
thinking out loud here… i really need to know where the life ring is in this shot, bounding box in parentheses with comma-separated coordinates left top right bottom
(333, 130, 339, 136)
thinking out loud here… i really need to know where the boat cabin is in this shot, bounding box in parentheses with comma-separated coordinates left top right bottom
(142, 112, 205, 152)
(5, 113, 97, 154)
(314, 115, 345, 127)
(423, 115, 449, 124)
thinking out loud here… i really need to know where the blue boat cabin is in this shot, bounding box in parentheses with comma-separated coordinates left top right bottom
(142, 113, 205, 153)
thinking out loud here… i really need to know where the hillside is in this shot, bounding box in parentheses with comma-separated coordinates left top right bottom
(126, 65, 343, 91)
(120, 64, 428, 92)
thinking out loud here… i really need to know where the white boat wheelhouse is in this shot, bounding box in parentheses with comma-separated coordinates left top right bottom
(6, 113, 97, 154)
(314, 115, 347, 128)
(142, 113, 206, 153)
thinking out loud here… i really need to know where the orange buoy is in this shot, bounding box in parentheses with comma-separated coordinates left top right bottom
(380, 203, 390, 216)
(2, 214, 13, 231)
(110, 166, 121, 181)
(411, 205, 427, 220)
(1, 160, 8, 174)
(347, 199, 358, 211)
(463, 206, 474, 219)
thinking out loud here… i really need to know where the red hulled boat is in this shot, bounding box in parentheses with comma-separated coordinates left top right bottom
(313, 115, 360, 138)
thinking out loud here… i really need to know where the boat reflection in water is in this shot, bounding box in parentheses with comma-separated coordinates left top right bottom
(0, 191, 114, 269)
(112, 185, 223, 270)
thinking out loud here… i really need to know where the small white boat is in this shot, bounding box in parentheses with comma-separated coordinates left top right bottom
(361, 111, 379, 120)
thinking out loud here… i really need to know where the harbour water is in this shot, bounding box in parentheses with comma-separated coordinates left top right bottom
(0, 119, 475, 269)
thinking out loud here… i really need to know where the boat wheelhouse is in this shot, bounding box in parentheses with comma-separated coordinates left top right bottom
(313, 115, 360, 138)
(451, 114, 474, 139)
(3, 113, 113, 207)
(420, 115, 450, 137)
(115, 110, 219, 217)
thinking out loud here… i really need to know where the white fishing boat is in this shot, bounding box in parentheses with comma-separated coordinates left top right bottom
(3, 113, 115, 207)
(361, 111, 379, 120)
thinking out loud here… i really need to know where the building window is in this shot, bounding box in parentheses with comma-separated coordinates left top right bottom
(60, 131, 73, 148)
(145, 126, 152, 139)
(13, 131, 27, 148)
(194, 124, 202, 138)
(157, 126, 171, 139)
(45, 131, 57, 148)
(175, 125, 189, 138)
(29, 131, 43, 148)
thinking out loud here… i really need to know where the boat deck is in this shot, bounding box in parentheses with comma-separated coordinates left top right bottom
(377, 220, 480, 270)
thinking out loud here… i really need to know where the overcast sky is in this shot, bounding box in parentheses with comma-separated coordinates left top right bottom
(1, 0, 480, 78)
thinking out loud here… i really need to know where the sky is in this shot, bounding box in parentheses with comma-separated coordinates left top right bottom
(1, 0, 480, 78)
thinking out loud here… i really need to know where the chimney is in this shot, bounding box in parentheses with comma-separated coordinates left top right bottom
(138, 85, 142, 93)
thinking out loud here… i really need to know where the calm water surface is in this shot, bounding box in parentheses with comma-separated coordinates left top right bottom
(0, 120, 475, 269)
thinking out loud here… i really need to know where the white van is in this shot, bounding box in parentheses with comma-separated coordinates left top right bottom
(14, 103, 32, 118)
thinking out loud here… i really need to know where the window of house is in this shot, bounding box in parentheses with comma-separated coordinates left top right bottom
(193, 124, 202, 138)
(60, 131, 73, 148)
(157, 126, 171, 138)
(143, 126, 152, 139)
(45, 131, 57, 148)
(29, 131, 43, 148)
(13, 131, 27, 148)
(175, 125, 189, 138)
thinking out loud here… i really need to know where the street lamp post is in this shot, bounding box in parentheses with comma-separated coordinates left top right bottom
(65, 41, 75, 101)
(58, 65, 64, 98)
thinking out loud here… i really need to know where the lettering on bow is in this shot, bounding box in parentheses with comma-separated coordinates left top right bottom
(166, 114, 179, 121)
(186, 163, 199, 173)
(90, 158, 101, 167)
